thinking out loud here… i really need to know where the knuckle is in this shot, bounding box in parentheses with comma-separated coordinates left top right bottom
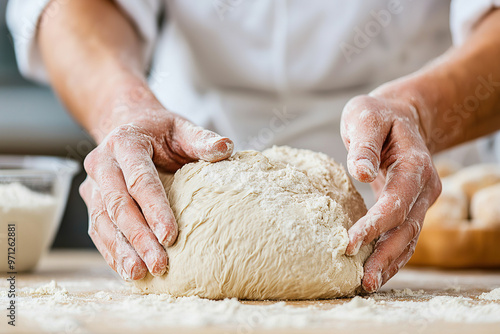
(104, 191, 130, 222)
(350, 141, 380, 160)
(88, 209, 107, 235)
(406, 152, 434, 183)
(110, 124, 137, 139)
(368, 221, 382, 239)
(421, 155, 434, 178)
(407, 238, 418, 256)
(83, 150, 99, 175)
(106, 239, 120, 263)
(407, 152, 428, 168)
(345, 95, 372, 112)
(433, 176, 443, 199)
(345, 95, 383, 121)
(107, 124, 152, 152)
(378, 193, 405, 221)
(87, 222, 97, 239)
(127, 228, 150, 249)
(127, 169, 155, 197)
(381, 251, 397, 273)
(406, 243, 417, 260)
(79, 179, 90, 200)
(406, 218, 422, 240)
(106, 256, 117, 272)
(387, 267, 398, 280)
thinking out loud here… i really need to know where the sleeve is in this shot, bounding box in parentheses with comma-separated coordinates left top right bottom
(450, 0, 500, 46)
(6, 0, 162, 84)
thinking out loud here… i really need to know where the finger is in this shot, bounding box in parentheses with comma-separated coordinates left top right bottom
(80, 178, 147, 280)
(84, 153, 169, 276)
(378, 176, 441, 287)
(380, 238, 418, 287)
(341, 96, 391, 183)
(113, 142, 178, 247)
(346, 148, 433, 256)
(361, 193, 429, 293)
(172, 118, 234, 162)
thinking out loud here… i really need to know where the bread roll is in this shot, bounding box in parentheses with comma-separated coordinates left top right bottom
(424, 179, 468, 229)
(471, 183, 500, 229)
(450, 164, 500, 200)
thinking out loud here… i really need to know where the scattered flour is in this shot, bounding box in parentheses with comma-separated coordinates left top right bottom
(390, 288, 425, 297)
(0, 183, 58, 272)
(26, 280, 68, 295)
(479, 288, 500, 301)
(3, 280, 500, 333)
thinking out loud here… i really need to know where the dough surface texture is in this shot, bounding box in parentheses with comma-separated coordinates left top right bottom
(134, 146, 372, 300)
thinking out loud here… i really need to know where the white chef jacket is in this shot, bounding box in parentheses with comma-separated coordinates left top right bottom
(6, 1, 500, 199)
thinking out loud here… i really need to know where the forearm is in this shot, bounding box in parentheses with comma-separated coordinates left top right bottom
(38, 0, 162, 143)
(371, 9, 500, 154)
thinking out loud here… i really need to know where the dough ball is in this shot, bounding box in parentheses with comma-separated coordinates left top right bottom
(449, 164, 500, 200)
(471, 183, 500, 229)
(424, 179, 468, 229)
(134, 146, 372, 300)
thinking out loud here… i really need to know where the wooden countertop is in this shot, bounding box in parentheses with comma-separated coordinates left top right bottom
(1, 250, 500, 334)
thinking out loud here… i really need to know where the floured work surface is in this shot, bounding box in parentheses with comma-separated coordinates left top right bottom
(1, 250, 500, 334)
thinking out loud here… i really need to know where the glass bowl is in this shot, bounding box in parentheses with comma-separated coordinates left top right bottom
(0, 155, 79, 272)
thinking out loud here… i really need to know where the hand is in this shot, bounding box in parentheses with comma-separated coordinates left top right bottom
(341, 93, 441, 292)
(79, 111, 233, 280)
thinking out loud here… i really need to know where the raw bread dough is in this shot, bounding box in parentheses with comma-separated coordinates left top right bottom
(134, 146, 372, 300)
(449, 164, 500, 200)
(471, 183, 500, 229)
(424, 179, 468, 229)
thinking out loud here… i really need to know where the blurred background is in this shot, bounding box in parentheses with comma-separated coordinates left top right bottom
(1, 0, 498, 251)
(0, 0, 93, 248)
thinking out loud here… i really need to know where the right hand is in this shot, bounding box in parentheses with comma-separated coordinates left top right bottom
(79, 112, 234, 280)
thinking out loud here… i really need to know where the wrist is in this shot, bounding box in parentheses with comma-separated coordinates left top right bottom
(89, 75, 168, 143)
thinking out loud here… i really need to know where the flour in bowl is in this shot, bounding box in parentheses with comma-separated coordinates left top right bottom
(0, 183, 57, 272)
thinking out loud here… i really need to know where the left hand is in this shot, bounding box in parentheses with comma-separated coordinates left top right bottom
(341, 93, 442, 293)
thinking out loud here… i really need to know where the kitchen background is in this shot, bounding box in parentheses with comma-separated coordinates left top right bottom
(0, 0, 92, 248)
(1, 0, 499, 250)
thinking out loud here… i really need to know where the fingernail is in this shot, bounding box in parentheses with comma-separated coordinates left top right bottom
(144, 251, 167, 277)
(200, 137, 234, 162)
(363, 271, 382, 293)
(356, 159, 377, 179)
(159, 221, 178, 247)
(124, 257, 146, 280)
(372, 271, 382, 292)
(347, 237, 363, 256)
(131, 263, 147, 280)
(381, 271, 390, 285)
(117, 267, 131, 281)
(162, 229, 177, 247)
(120, 257, 134, 280)
(157, 265, 167, 276)
(346, 228, 364, 256)
(213, 137, 234, 153)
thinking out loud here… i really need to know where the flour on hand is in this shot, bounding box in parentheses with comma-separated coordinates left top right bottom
(134, 146, 372, 299)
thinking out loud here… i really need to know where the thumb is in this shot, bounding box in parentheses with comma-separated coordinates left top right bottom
(347, 139, 382, 183)
(173, 118, 234, 162)
(342, 101, 389, 183)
